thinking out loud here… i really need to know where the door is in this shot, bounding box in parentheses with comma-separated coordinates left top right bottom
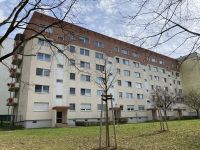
(56, 112, 62, 123)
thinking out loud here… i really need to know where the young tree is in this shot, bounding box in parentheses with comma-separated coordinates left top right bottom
(184, 90, 200, 118)
(151, 88, 181, 131)
(94, 57, 117, 149)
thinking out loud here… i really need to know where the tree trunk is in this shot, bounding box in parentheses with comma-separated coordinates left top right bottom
(196, 110, 200, 119)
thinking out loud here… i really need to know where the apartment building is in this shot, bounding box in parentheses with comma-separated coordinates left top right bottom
(179, 52, 200, 94)
(0, 37, 14, 114)
(7, 12, 187, 128)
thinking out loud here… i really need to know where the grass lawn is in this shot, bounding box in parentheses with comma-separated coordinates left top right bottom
(0, 120, 200, 150)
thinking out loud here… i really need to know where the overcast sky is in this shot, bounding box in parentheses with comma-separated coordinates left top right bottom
(1, 0, 200, 58)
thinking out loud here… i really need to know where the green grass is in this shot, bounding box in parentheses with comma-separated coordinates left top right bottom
(0, 120, 200, 150)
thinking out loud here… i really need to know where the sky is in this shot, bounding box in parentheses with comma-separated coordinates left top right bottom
(1, 0, 200, 58)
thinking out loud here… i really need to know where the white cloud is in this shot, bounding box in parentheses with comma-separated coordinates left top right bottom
(96, 0, 117, 15)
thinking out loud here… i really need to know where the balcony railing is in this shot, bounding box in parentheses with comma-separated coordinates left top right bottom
(7, 83, 19, 92)
(12, 54, 22, 65)
(6, 98, 18, 106)
(9, 68, 21, 78)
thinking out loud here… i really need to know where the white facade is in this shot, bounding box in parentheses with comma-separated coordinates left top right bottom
(0, 38, 14, 114)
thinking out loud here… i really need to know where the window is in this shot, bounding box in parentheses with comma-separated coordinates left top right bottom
(35, 85, 49, 93)
(132, 52, 139, 58)
(117, 80, 121, 86)
(151, 58, 156, 62)
(39, 24, 53, 33)
(36, 68, 50, 77)
(57, 64, 63, 68)
(138, 105, 145, 111)
(68, 32, 75, 40)
(81, 74, 90, 82)
(58, 36, 64, 41)
(133, 62, 139, 68)
(97, 90, 104, 96)
(165, 87, 168, 91)
(56, 79, 63, 83)
(135, 72, 141, 78)
(114, 46, 120, 52)
(125, 81, 132, 87)
(151, 85, 154, 90)
(69, 73, 75, 80)
(178, 89, 182, 94)
(33, 102, 49, 111)
(162, 69, 165, 74)
(121, 49, 128, 55)
(152, 67, 158, 72)
(116, 68, 120, 74)
(81, 88, 91, 96)
(116, 57, 120, 63)
(81, 103, 91, 111)
(137, 94, 143, 100)
(95, 41, 103, 48)
(97, 104, 106, 111)
(127, 105, 134, 111)
(177, 81, 181, 85)
(119, 92, 123, 98)
(163, 78, 167, 83)
(38, 38, 51, 46)
(173, 80, 176, 84)
(69, 103, 75, 111)
(69, 46, 75, 53)
(176, 72, 180, 77)
(123, 59, 129, 65)
(80, 61, 90, 69)
(37, 53, 51, 62)
(96, 77, 105, 84)
(159, 60, 164, 65)
(95, 52, 104, 59)
(80, 48, 89, 56)
(154, 76, 159, 81)
(79, 36, 89, 44)
(56, 95, 63, 99)
(124, 70, 130, 76)
(69, 59, 75, 65)
(70, 88, 75, 95)
(126, 93, 133, 99)
(136, 83, 142, 89)
(96, 64, 105, 72)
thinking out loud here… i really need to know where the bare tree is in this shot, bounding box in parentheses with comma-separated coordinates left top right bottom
(94, 57, 117, 149)
(120, 0, 200, 60)
(184, 90, 200, 118)
(0, 0, 77, 63)
(151, 88, 181, 131)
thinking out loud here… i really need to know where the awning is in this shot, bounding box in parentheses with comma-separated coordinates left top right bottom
(52, 106, 69, 111)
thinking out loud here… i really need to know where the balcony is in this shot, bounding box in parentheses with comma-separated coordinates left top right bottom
(10, 68, 21, 78)
(12, 54, 22, 65)
(7, 83, 19, 92)
(6, 98, 18, 106)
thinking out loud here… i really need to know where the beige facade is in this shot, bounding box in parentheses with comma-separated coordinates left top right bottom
(6, 12, 190, 128)
(8, 36, 188, 128)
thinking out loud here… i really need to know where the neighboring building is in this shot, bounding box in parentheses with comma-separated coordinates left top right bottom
(0, 37, 14, 114)
(8, 12, 187, 128)
(179, 52, 200, 94)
